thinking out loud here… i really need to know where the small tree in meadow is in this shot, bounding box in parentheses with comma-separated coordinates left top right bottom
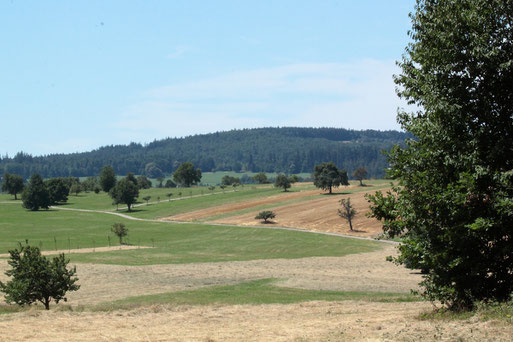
(274, 174, 291, 192)
(111, 223, 128, 244)
(0, 243, 80, 310)
(143, 196, 151, 205)
(352, 167, 368, 186)
(338, 198, 356, 231)
(255, 210, 276, 223)
(166, 193, 173, 202)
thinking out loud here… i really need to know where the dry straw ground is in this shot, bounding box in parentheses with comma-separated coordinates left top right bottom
(1, 184, 511, 341)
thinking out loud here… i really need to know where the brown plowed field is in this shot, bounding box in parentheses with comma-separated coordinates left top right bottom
(163, 184, 389, 238)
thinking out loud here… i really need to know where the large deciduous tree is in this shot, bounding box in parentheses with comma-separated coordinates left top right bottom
(99, 165, 117, 192)
(1, 173, 24, 200)
(0, 243, 80, 310)
(109, 177, 139, 212)
(367, 0, 513, 310)
(173, 162, 202, 187)
(45, 178, 70, 204)
(21, 174, 50, 211)
(313, 162, 348, 194)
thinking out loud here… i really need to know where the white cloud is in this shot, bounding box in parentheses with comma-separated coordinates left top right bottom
(166, 46, 189, 59)
(117, 59, 407, 141)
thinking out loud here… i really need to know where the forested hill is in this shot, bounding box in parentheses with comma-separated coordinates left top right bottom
(0, 127, 410, 179)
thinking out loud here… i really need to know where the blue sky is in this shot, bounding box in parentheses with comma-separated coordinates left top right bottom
(1, 1, 415, 156)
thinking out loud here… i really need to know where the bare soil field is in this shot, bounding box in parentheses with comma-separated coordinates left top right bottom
(163, 184, 388, 238)
(1, 301, 512, 341)
(0, 245, 419, 305)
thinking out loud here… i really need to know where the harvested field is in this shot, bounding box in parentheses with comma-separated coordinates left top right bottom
(0, 244, 420, 305)
(1, 301, 512, 341)
(163, 184, 389, 238)
(161, 188, 324, 222)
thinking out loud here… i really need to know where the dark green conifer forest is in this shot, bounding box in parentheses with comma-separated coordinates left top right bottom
(0, 127, 410, 179)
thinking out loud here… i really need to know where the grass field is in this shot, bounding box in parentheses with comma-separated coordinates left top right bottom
(105, 278, 419, 308)
(0, 200, 380, 265)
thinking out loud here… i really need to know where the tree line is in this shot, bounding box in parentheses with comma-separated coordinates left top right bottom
(0, 127, 410, 180)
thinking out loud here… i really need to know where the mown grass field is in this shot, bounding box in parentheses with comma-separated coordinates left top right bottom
(0, 190, 381, 265)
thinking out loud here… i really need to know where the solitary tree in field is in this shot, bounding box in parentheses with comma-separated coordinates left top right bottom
(99, 165, 116, 192)
(143, 196, 151, 205)
(1, 173, 24, 200)
(338, 198, 356, 231)
(0, 243, 80, 310)
(313, 162, 349, 194)
(367, 0, 513, 309)
(352, 167, 368, 186)
(22, 174, 51, 211)
(173, 162, 202, 187)
(109, 177, 139, 211)
(208, 186, 215, 192)
(274, 174, 291, 192)
(111, 223, 128, 244)
(255, 210, 276, 223)
(166, 193, 173, 202)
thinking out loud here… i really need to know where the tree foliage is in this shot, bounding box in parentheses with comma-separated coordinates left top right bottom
(367, 0, 513, 310)
(255, 210, 276, 223)
(0, 243, 80, 310)
(21, 174, 50, 211)
(274, 174, 291, 192)
(99, 165, 116, 192)
(313, 162, 349, 194)
(109, 177, 139, 211)
(173, 162, 202, 187)
(1, 173, 24, 200)
(136, 176, 152, 189)
(221, 175, 241, 186)
(45, 178, 69, 204)
(338, 198, 356, 231)
(111, 223, 128, 244)
(352, 167, 368, 186)
(0, 128, 410, 179)
(253, 172, 269, 184)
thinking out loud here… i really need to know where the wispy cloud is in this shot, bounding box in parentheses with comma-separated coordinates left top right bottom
(116, 59, 407, 140)
(166, 46, 189, 59)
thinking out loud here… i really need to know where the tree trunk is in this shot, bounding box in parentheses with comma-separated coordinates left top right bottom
(359, 179, 363, 186)
(329, 186, 332, 194)
(43, 297, 50, 310)
(14, 193, 17, 200)
(348, 219, 353, 231)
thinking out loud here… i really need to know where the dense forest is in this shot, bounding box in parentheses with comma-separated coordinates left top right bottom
(0, 127, 411, 179)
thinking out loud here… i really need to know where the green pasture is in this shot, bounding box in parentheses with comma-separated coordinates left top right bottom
(0, 203, 381, 266)
(105, 278, 419, 308)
